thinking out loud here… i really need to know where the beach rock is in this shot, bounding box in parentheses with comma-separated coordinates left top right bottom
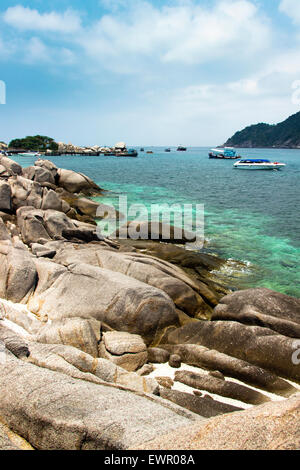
(35, 159, 58, 180)
(169, 354, 182, 369)
(31, 243, 56, 258)
(10, 176, 43, 210)
(0, 299, 40, 335)
(148, 347, 170, 364)
(41, 189, 64, 212)
(22, 166, 55, 186)
(27, 262, 178, 345)
(159, 389, 242, 418)
(99, 331, 148, 372)
(54, 248, 208, 317)
(136, 395, 300, 450)
(175, 370, 269, 405)
(137, 364, 155, 376)
(17, 207, 51, 244)
(117, 221, 196, 244)
(57, 168, 101, 195)
(0, 323, 30, 359)
(166, 321, 300, 381)
(0, 218, 11, 240)
(0, 156, 22, 176)
(156, 377, 174, 389)
(35, 318, 101, 357)
(0, 351, 198, 450)
(0, 182, 12, 211)
(209, 371, 225, 380)
(161, 344, 295, 396)
(0, 239, 37, 303)
(0, 421, 33, 450)
(213, 288, 300, 338)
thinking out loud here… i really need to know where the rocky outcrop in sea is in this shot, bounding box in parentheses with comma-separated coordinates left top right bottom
(0, 155, 299, 450)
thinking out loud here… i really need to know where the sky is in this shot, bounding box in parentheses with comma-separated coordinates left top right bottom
(1, 0, 300, 146)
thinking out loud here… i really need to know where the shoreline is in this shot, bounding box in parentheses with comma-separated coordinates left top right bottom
(0, 155, 299, 450)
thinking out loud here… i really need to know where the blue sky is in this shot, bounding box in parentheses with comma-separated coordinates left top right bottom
(1, 0, 300, 146)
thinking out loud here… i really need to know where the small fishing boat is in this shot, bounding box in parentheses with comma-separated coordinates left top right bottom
(146, 151, 153, 154)
(177, 146, 187, 151)
(116, 149, 138, 157)
(165, 148, 171, 152)
(234, 159, 286, 170)
(140, 148, 144, 152)
(209, 147, 240, 159)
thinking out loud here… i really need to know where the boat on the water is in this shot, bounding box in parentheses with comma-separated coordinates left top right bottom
(140, 148, 144, 152)
(116, 149, 138, 157)
(234, 159, 286, 170)
(146, 151, 153, 154)
(17, 152, 41, 157)
(165, 148, 171, 152)
(209, 147, 240, 159)
(177, 146, 187, 151)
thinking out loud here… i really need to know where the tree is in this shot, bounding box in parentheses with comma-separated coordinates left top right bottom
(9, 135, 59, 152)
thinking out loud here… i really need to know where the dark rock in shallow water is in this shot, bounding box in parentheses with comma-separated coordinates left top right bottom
(116, 221, 196, 244)
(212, 288, 300, 338)
(159, 388, 242, 418)
(175, 370, 269, 405)
(166, 320, 300, 382)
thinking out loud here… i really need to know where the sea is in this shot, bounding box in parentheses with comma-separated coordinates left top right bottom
(13, 147, 300, 297)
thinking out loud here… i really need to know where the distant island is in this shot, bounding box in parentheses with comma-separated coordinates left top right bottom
(224, 111, 300, 148)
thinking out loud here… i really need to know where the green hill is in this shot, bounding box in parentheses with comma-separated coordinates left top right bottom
(224, 111, 300, 148)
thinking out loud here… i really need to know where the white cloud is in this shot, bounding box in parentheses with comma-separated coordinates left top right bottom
(77, 0, 271, 70)
(3, 5, 81, 33)
(279, 0, 300, 23)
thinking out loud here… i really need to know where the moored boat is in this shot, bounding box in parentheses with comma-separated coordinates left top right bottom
(234, 159, 286, 170)
(177, 145, 187, 151)
(209, 147, 240, 159)
(165, 148, 171, 152)
(17, 152, 42, 157)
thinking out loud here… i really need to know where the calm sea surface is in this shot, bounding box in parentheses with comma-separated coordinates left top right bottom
(14, 147, 300, 297)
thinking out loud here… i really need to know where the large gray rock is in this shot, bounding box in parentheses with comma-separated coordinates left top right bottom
(41, 189, 64, 212)
(159, 389, 242, 418)
(35, 317, 101, 357)
(175, 370, 269, 405)
(23, 166, 56, 186)
(57, 168, 101, 195)
(27, 342, 158, 394)
(54, 247, 208, 317)
(17, 207, 51, 244)
(0, 182, 12, 211)
(116, 221, 196, 244)
(0, 299, 40, 335)
(136, 395, 300, 450)
(34, 159, 58, 180)
(0, 350, 199, 450)
(0, 323, 30, 358)
(0, 156, 22, 176)
(213, 288, 300, 338)
(0, 239, 37, 303)
(163, 344, 296, 396)
(99, 331, 148, 371)
(10, 176, 43, 210)
(27, 262, 178, 345)
(0, 421, 33, 450)
(166, 321, 300, 381)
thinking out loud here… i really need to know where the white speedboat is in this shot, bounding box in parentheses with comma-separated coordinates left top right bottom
(234, 159, 286, 170)
(17, 152, 41, 157)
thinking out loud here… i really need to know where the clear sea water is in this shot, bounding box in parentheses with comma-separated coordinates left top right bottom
(13, 147, 300, 297)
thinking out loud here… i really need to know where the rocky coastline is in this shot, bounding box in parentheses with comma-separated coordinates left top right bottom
(0, 155, 299, 451)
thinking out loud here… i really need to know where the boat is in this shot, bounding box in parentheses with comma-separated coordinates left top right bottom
(17, 152, 41, 157)
(146, 151, 153, 154)
(140, 148, 144, 152)
(177, 146, 187, 151)
(165, 148, 171, 152)
(234, 159, 286, 170)
(209, 147, 240, 159)
(116, 149, 138, 157)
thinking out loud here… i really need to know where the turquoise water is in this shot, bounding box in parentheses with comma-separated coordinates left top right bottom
(13, 147, 300, 297)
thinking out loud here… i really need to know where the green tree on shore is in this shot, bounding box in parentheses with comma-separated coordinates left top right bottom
(9, 135, 58, 152)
